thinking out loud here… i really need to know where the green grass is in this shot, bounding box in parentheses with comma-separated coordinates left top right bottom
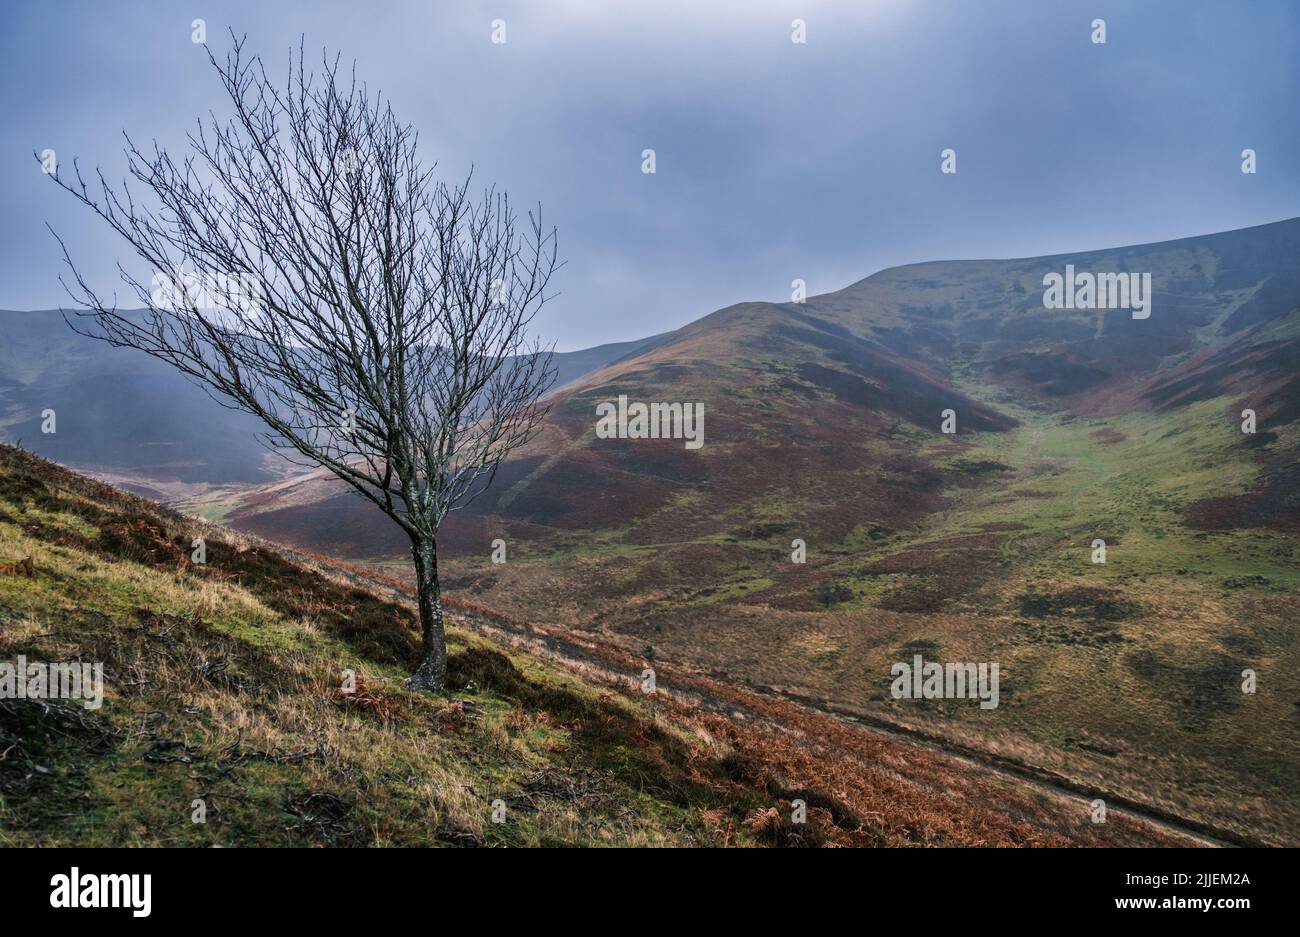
(441, 381, 1300, 843)
(0, 446, 799, 847)
(931, 396, 1299, 587)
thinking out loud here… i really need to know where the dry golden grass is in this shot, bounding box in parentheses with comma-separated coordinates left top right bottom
(0, 446, 1216, 847)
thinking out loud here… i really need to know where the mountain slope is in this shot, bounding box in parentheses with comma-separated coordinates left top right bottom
(214, 217, 1300, 564)
(0, 309, 279, 494)
(0, 310, 665, 501)
(0, 445, 1202, 846)
(189, 217, 1300, 846)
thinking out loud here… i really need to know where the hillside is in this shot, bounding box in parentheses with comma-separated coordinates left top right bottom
(0, 309, 280, 496)
(187, 217, 1300, 846)
(0, 445, 1216, 847)
(209, 217, 1300, 556)
(0, 309, 661, 504)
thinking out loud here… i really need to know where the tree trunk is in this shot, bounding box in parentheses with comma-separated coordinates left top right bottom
(406, 537, 447, 692)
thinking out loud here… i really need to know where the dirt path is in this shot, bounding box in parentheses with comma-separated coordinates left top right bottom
(768, 687, 1239, 848)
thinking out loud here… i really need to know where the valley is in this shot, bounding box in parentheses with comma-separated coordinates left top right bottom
(0, 445, 1207, 847)
(429, 392, 1300, 846)
(5, 217, 1299, 846)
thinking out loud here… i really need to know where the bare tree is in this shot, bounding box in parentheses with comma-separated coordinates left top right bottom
(44, 35, 558, 691)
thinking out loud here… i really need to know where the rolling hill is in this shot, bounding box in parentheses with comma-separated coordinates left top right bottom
(182, 217, 1300, 845)
(211, 217, 1300, 553)
(0, 309, 665, 503)
(0, 445, 1202, 846)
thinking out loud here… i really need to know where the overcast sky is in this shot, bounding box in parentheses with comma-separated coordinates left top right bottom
(3, 0, 1298, 350)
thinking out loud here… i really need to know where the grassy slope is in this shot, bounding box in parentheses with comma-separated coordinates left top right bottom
(838, 387, 1300, 843)
(437, 388, 1300, 845)
(0, 446, 795, 847)
(3, 445, 1207, 847)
